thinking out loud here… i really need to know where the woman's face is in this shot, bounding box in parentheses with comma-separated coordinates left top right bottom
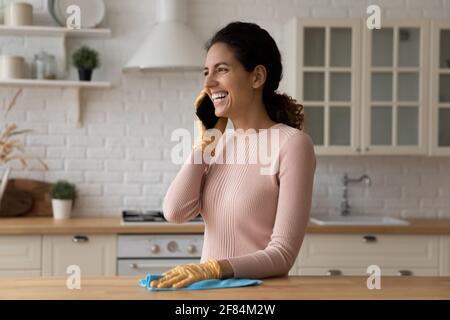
(203, 42, 257, 118)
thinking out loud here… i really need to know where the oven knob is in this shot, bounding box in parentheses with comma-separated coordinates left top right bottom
(187, 245, 196, 254)
(167, 241, 178, 252)
(150, 244, 160, 253)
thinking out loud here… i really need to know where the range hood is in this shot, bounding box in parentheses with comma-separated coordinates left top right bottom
(123, 0, 205, 72)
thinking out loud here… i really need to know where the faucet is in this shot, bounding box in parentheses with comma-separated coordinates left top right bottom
(340, 173, 372, 216)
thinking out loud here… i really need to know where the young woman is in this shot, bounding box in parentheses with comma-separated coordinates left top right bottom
(151, 21, 316, 289)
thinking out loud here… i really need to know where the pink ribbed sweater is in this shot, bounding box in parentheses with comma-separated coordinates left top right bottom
(163, 123, 316, 279)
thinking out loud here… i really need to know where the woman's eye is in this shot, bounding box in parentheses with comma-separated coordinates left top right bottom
(217, 68, 228, 72)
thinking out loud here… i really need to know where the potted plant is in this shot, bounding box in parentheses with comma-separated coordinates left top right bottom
(50, 180, 77, 220)
(72, 46, 100, 81)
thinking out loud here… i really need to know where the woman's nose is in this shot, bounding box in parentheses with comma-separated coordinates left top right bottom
(204, 73, 218, 88)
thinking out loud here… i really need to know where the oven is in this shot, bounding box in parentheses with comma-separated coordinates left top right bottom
(117, 234, 204, 276)
(117, 210, 204, 276)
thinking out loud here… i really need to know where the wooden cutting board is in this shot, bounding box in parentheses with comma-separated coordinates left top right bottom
(0, 179, 52, 217)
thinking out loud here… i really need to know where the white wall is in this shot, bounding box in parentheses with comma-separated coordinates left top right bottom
(1, 0, 449, 218)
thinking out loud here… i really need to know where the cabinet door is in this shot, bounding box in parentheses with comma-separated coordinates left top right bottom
(297, 234, 439, 269)
(440, 236, 450, 276)
(42, 234, 117, 276)
(430, 21, 450, 155)
(0, 236, 41, 272)
(283, 18, 361, 155)
(362, 20, 429, 155)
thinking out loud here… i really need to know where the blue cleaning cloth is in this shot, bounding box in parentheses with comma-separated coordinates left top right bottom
(139, 273, 262, 291)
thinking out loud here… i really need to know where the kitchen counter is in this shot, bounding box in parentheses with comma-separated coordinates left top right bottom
(0, 217, 450, 235)
(0, 276, 449, 299)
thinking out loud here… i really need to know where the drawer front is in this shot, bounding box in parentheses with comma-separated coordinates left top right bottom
(298, 267, 439, 276)
(42, 234, 117, 276)
(298, 234, 439, 268)
(0, 236, 41, 270)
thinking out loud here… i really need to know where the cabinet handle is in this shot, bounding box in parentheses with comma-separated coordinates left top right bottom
(355, 147, 361, 152)
(129, 263, 155, 269)
(365, 147, 370, 151)
(362, 235, 377, 243)
(397, 270, 413, 276)
(326, 269, 342, 276)
(72, 235, 89, 243)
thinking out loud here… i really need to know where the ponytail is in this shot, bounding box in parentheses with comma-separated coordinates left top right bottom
(263, 91, 304, 130)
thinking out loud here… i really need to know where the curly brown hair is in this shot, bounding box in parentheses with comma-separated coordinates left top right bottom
(206, 21, 304, 130)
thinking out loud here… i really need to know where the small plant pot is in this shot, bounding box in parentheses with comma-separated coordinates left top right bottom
(52, 199, 73, 220)
(78, 68, 93, 81)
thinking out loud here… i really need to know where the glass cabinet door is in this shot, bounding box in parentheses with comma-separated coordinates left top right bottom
(438, 28, 450, 147)
(299, 20, 360, 155)
(364, 22, 428, 154)
(432, 24, 450, 153)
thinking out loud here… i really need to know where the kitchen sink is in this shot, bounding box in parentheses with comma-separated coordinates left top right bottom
(310, 215, 410, 226)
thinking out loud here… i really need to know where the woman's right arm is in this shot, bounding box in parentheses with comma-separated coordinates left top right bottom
(162, 147, 209, 223)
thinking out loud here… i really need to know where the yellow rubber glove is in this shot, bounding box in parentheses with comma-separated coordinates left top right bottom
(150, 259, 222, 289)
(193, 90, 228, 153)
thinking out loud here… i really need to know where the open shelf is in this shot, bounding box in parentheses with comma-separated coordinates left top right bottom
(0, 25, 111, 38)
(0, 79, 112, 127)
(0, 25, 112, 127)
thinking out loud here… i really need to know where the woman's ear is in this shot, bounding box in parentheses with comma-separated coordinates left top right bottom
(252, 65, 267, 89)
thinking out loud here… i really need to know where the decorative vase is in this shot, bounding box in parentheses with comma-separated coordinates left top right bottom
(78, 68, 93, 81)
(52, 199, 73, 220)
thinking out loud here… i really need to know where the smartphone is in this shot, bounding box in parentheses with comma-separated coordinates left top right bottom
(195, 94, 220, 129)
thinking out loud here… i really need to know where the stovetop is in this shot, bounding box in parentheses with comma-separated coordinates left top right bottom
(121, 210, 203, 224)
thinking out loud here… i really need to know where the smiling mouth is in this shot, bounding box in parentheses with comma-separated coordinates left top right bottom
(211, 91, 229, 104)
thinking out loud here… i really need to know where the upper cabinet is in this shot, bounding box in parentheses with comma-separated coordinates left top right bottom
(283, 18, 361, 155)
(362, 20, 429, 155)
(430, 21, 450, 155)
(283, 18, 448, 157)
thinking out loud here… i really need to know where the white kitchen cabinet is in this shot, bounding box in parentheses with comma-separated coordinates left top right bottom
(362, 20, 429, 155)
(282, 18, 361, 155)
(430, 21, 450, 155)
(283, 18, 437, 156)
(440, 236, 450, 276)
(0, 235, 41, 277)
(292, 234, 440, 276)
(42, 234, 117, 277)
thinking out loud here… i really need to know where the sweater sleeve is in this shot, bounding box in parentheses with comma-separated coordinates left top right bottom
(162, 148, 209, 223)
(226, 132, 316, 278)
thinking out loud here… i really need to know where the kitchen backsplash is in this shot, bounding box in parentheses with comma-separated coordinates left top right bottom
(1, 0, 449, 217)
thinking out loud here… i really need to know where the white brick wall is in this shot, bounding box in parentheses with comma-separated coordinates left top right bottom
(1, 0, 449, 217)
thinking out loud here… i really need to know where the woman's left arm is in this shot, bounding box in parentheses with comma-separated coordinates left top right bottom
(225, 132, 316, 279)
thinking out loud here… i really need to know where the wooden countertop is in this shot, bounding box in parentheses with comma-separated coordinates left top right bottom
(0, 217, 449, 235)
(0, 276, 449, 299)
